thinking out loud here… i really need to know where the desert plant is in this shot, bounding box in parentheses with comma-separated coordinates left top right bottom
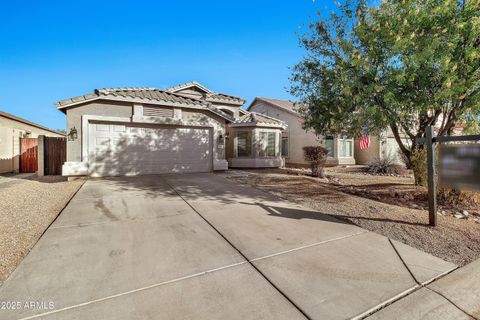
(410, 147, 428, 186)
(303, 146, 328, 178)
(366, 154, 406, 175)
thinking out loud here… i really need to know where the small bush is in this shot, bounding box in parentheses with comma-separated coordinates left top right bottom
(303, 146, 328, 177)
(366, 154, 406, 175)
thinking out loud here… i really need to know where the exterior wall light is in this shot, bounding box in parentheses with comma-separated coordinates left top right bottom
(217, 134, 225, 149)
(68, 126, 78, 141)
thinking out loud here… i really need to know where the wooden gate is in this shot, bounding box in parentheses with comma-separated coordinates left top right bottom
(20, 138, 38, 173)
(44, 137, 67, 175)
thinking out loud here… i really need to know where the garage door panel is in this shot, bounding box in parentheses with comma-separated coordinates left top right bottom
(89, 123, 212, 176)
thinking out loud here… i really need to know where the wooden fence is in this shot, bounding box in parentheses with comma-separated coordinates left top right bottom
(44, 137, 67, 175)
(20, 138, 38, 173)
(20, 136, 66, 175)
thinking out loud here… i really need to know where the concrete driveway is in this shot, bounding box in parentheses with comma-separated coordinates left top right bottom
(0, 173, 456, 320)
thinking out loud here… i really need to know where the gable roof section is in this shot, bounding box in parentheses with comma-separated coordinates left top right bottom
(247, 97, 303, 116)
(54, 88, 234, 121)
(0, 111, 65, 136)
(167, 81, 246, 106)
(231, 112, 287, 129)
(166, 81, 212, 94)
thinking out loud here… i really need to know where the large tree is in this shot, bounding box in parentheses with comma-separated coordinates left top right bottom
(290, 0, 480, 168)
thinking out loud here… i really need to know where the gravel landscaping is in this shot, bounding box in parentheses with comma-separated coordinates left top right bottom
(0, 174, 84, 285)
(226, 168, 480, 266)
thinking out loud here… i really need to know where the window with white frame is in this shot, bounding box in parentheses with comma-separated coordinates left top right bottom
(325, 136, 334, 157)
(236, 131, 251, 157)
(281, 137, 288, 157)
(339, 136, 354, 157)
(259, 132, 276, 157)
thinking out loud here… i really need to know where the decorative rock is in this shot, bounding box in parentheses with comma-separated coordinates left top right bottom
(462, 210, 469, 217)
(455, 213, 466, 219)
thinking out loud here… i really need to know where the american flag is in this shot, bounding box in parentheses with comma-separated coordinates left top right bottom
(359, 132, 371, 149)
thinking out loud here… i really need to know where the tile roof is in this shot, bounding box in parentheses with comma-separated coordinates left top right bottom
(234, 112, 286, 128)
(55, 87, 235, 121)
(0, 111, 65, 136)
(247, 97, 304, 115)
(206, 92, 246, 105)
(167, 81, 246, 105)
(55, 88, 205, 108)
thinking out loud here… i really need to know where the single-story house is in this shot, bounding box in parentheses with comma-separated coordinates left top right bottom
(0, 111, 65, 173)
(247, 97, 356, 167)
(56, 81, 286, 177)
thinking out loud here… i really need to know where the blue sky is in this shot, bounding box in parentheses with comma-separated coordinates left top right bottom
(0, 0, 333, 130)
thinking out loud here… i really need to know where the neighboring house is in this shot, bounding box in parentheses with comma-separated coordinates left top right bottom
(0, 111, 65, 173)
(354, 127, 410, 165)
(356, 121, 467, 166)
(247, 97, 355, 167)
(56, 81, 286, 177)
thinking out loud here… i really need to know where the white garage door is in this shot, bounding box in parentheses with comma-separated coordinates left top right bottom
(88, 123, 212, 176)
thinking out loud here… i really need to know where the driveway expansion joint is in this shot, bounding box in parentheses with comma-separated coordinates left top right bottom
(388, 238, 421, 285)
(249, 231, 368, 263)
(16, 261, 249, 320)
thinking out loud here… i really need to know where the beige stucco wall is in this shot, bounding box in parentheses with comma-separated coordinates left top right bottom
(65, 101, 133, 162)
(0, 116, 64, 173)
(248, 101, 346, 166)
(181, 109, 228, 164)
(354, 135, 381, 165)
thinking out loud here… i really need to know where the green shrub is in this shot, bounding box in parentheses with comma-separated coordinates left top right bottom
(303, 146, 328, 178)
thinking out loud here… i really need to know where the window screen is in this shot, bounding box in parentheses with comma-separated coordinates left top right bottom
(325, 136, 334, 157)
(237, 132, 251, 157)
(259, 132, 276, 157)
(339, 137, 353, 157)
(281, 137, 288, 157)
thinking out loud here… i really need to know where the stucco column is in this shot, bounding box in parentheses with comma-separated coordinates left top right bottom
(37, 135, 45, 176)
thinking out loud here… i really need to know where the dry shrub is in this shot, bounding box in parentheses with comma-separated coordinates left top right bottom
(303, 146, 328, 177)
(438, 189, 480, 208)
(366, 155, 406, 175)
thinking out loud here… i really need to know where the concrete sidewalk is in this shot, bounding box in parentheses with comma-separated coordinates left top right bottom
(368, 257, 480, 319)
(0, 173, 459, 319)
